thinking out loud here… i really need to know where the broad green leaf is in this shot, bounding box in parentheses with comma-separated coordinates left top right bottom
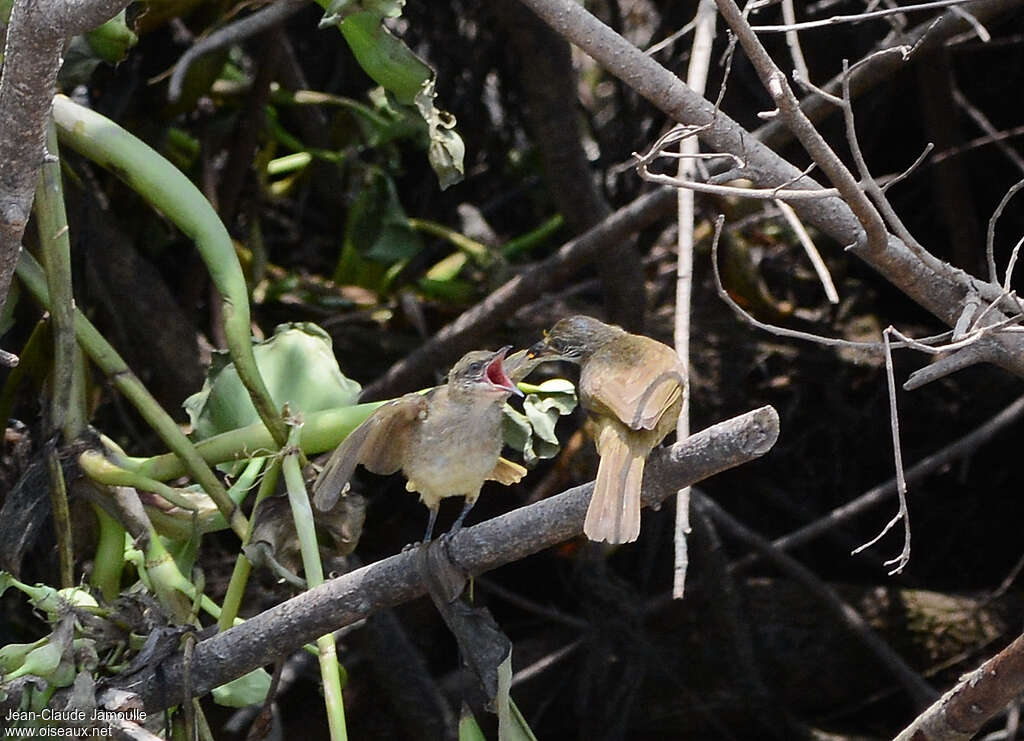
(184, 323, 361, 441)
(337, 12, 431, 105)
(212, 668, 272, 707)
(336, 171, 423, 288)
(501, 379, 577, 466)
(85, 9, 138, 63)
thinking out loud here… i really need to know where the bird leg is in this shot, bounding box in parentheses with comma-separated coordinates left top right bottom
(422, 506, 440, 543)
(449, 498, 476, 534)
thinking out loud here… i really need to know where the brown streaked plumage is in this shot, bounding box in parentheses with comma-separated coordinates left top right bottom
(313, 347, 526, 542)
(530, 316, 684, 543)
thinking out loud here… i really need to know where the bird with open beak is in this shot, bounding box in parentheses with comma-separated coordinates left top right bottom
(530, 316, 685, 544)
(313, 347, 526, 543)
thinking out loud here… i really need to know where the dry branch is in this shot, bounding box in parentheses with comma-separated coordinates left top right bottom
(100, 406, 779, 711)
(894, 631, 1024, 741)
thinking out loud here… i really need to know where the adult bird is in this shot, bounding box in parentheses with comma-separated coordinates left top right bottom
(530, 316, 684, 543)
(313, 347, 526, 542)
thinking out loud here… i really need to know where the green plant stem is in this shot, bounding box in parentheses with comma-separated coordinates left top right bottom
(50, 94, 288, 449)
(218, 458, 281, 632)
(15, 250, 249, 540)
(407, 217, 493, 265)
(142, 456, 263, 539)
(35, 116, 76, 436)
(502, 213, 564, 259)
(281, 421, 347, 741)
(90, 503, 125, 602)
(120, 401, 386, 482)
(35, 115, 77, 588)
(78, 450, 200, 513)
(124, 531, 231, 625)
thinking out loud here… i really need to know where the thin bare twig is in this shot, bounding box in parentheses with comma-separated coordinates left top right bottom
(167, 0, 306, 102)
(986, 177, 1024, 285)
(775, 199, 839, 304)
(714, 0, 892, 254)
(851, 329, 911, 575)
(751, 0, 986, 32)
(635, 167, 841, 200)
(644, 19, 698, 56)
(950, 87, 1024, 174)
(672, 0, 716, 601)
(880, 143, 935, 193)
(1002, 234, 1024, 291)
(947, 4, 991, 41)
(838, 60, 947, 273)
(732, 394, 1024, 571)
(932, 124, 1024, 167)
(511, 640, 583, 688)
(780, 0, 810, 82)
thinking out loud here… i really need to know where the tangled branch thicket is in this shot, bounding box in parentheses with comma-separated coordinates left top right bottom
(3, 0, 1024, 738)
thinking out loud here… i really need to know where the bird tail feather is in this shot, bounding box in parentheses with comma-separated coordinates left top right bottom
(585, 423, 644, 544)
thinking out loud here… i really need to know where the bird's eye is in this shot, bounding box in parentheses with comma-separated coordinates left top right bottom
(469, 361, 483, 374)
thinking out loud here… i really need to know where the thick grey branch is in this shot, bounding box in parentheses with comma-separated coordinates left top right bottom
(0, 0, 128, 311)
(104, 405, 780, 711)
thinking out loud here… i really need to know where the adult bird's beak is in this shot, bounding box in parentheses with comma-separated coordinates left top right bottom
(526, 339, 553, 359)
(486, 345, 523, 397)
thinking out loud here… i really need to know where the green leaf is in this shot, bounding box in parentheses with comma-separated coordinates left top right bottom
(85, 9, 138, 63)
(184, 323, 361, 441)
(459, 706, 487, 741)
(501, 379, 577, 466)
(337, 12, 431, 105)
(337, 171, 424, 287)
(212, 668, 272, 707)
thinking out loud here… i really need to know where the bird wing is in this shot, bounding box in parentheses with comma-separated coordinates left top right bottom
(312, 392, 429, 511)
(487, 456, 527, 485)
(581, 339, 683, 431)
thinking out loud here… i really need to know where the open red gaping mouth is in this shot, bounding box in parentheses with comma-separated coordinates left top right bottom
(486, 346, 523, 396)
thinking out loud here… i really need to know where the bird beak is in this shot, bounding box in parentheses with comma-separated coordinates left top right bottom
(526, 339, 553, 359)
(486, 346, 524, 397)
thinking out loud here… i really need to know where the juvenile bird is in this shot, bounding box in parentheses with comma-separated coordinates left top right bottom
(530, 316, 684, 543)
(313, 347, 526, 542)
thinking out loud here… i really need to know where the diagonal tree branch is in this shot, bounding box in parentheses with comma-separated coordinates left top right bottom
(894, 630, 1024, 741)
(100, 406, 779, 712)
(513, 0, 1024, 382)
